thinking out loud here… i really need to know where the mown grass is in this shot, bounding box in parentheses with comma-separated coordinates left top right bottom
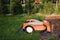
(0, 14, 44, 40)
(48, 37, 55, 40)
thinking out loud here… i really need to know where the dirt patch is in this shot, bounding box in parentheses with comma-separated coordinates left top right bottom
(40, 15, 60, 40)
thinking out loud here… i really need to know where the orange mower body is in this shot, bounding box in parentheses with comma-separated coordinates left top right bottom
(22, 19, 51, 33)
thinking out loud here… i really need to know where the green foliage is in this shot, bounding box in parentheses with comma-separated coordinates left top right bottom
(25, 0, 34, 14)
(56, 4, 60, 14)
(0, 0, 60, 15)
(13, 3, 23, 15)
(26, 14, 44, 21)
(10, 0, 23, 15)
(48, 37, 55, 40)
(42, 2, 55, 14)
(0, 1, 2, 14)
(0, 0, 9, 15)
(42, 0, 52, 3)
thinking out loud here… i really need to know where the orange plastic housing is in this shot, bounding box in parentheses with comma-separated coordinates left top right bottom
(22, 20, 51, 32)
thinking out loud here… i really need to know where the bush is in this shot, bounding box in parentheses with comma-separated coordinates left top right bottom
(25, 0, 34, 14)
(10, 0, 24, 15)
(0, 0, 10, 15)
(40, 2, 55, 14)
(13, 3, 23, 15)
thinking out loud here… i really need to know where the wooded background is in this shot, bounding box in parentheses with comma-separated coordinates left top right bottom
(0, 0, 60, 15)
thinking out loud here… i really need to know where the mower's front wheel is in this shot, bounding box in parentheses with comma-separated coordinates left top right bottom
(25, 27, 33, 33)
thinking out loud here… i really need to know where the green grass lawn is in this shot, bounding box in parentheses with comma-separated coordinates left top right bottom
(0, 14, 44, 40)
